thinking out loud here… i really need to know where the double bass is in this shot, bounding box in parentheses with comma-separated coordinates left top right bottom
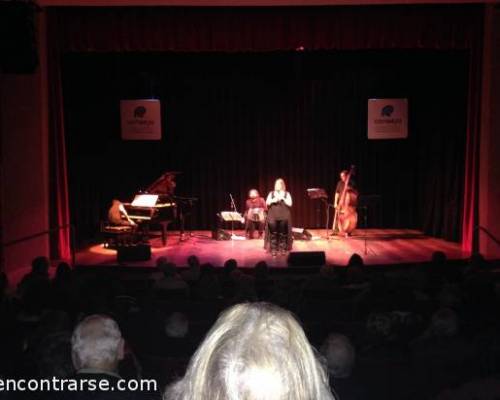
(332, 166, 358, 236)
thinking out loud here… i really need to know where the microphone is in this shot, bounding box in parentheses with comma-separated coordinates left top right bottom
(229, 193, 236, 211)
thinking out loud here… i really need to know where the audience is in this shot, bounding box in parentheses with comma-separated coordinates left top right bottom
(0, 253, 498, 400)
(180, 255, 201, 283)
(165, 302, 335, 400)
(154, 258, 190, 298)
(71, 314, 125, 378)
(321, 334, 367, 400)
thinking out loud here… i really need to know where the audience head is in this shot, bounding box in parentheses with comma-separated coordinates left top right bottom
(426, 307, 459, 338)
(165, 302, 334, 400)
(32, 256, 50, 276)
(187, 255, 200, 269)
(347, 254, 364, 268)
(55, 262, 72, 281)
(469, 252, 486, 270)
(157, 257, 177, 277)
(431, 251, 447, 266)
(321, 334, 356, 379)
(366, 312, 395, 341)
(200, 263, 215, 275)
(254, 261, 269, 280)
(71, 314, 124, 373)
(165, 312, 189, 338)
(37, 332, 74, 378)
(224, 259, 238, 273)
(156, 256, 169, 268)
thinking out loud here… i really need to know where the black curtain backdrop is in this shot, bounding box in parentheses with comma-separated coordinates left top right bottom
(62, 50, 468, 244)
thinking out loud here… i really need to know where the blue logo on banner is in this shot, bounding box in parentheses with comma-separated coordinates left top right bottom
(381, 105, 394, 117)
(134, 106, 147, 118)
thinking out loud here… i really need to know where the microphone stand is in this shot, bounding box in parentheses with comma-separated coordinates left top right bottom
(229, 194, 237, 240)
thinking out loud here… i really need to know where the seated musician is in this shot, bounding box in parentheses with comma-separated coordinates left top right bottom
(244, 189, 267, 239)
(334, 170, 358, 237)
(334, 170, 357, 207)
(108, 199, 136, 227)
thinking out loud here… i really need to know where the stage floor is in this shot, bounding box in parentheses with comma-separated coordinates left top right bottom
(75, 229, 469, 268)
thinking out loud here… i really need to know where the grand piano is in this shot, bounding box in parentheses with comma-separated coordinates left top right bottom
(124, 194, 177, 246)
(123, 172, 196, 245)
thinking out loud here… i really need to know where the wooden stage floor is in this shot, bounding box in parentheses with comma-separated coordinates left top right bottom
(75, 229, 469, 269)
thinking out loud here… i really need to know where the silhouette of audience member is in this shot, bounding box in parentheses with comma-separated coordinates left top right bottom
(321, 334, 366, 400)
(181, 255, 201, 283)
(51, 262, 77, 311)
(411, 308, 476, 398)
(165, 302, 336, 400)
(165, 312, 189, 339)
(72, 314, 125, 377)
(254, 261, 274, 301)
(67, 314, 161, 399)
(17, 256, 52, 316)
(193, 263, 221, 300)
(37, 331, 74, 378)
(154, 258, 189, 298)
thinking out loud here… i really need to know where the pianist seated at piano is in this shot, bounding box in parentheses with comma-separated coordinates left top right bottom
(108, 199, 137, 227)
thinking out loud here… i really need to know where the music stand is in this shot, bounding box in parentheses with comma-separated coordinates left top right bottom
(220, 211, 244, 240)
(306, 188, 331, 239)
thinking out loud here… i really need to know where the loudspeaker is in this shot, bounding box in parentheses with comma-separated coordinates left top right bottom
(212, 228, 231, 241)
(291, 227, 312, 241)
(117, 244, 151, 262)
(287, 251, 326, 267)
(0, 2, 38, 73)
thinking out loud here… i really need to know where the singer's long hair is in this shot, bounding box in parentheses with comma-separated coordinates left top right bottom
(274, 178, 286, 192)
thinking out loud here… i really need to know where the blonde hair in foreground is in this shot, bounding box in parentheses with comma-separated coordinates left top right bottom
(165, 302, 334, 400)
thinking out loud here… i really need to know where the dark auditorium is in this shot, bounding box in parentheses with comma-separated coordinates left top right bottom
(1, 0, 499, 399)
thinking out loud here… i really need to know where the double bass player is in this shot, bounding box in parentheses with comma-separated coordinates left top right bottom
(333, 168, 358, 237)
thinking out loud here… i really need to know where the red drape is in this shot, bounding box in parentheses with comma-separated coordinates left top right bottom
(461, 45, 482, 253)
(46, 5, 483, 253)
(53, 6, 481, 52)
(47, 12, 71, 260)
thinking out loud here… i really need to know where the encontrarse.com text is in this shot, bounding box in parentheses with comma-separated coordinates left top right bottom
(0, 378, 158, 392)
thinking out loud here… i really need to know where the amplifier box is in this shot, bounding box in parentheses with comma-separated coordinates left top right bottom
(117, 244, 151, 262)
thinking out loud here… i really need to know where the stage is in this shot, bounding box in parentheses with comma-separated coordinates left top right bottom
(75, 229, 469, 269)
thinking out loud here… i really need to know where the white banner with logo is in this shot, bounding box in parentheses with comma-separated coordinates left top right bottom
(367, 98, 408, 140)
(120, 99, 162, 140)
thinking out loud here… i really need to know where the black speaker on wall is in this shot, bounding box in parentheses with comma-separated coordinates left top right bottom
(288, 251, 326, 267)
(0, 1, 39, 73)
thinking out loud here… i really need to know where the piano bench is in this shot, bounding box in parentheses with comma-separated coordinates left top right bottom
(101, 222, 136, 248)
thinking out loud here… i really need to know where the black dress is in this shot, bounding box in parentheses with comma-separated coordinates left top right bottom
(264, 191, 293, 251)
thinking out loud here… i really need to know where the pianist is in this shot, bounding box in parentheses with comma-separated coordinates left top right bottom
(108, 199, 136, 227)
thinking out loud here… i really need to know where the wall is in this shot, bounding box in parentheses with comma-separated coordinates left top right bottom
(0, 13, 50, 273)
(479, 4, 500, 259)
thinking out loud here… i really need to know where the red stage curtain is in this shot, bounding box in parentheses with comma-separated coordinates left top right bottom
(46, 5, 483, 252)
(47, 13, 71, 261)
(51, 6, 481, 52)
(461, 45, 482, 253)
